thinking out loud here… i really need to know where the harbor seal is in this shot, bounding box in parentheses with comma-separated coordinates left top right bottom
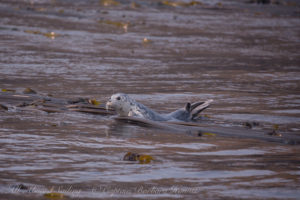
(106, 93, 213, 122)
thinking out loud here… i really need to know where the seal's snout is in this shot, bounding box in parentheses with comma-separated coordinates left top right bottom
(106, 98, 112, 110)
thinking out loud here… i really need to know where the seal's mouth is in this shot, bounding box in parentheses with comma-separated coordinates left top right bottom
(106, 99, 112, 111)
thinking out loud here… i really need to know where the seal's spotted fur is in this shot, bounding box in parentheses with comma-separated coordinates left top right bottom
(106, 93, 213, 122)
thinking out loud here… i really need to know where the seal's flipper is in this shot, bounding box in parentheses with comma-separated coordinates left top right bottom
(190, 101, 205, 111)
(185, 102, 191, 112)
(191, 99, 213, 120)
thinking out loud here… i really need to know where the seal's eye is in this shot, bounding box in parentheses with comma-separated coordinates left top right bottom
(116, 97, 121, 100)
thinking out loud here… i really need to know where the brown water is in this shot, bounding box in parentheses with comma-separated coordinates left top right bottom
(0, 0, 300, 199)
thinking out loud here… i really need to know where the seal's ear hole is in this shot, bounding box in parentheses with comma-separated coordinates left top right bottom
(116, 97, 121, 100)
(185, 103, 191, 112)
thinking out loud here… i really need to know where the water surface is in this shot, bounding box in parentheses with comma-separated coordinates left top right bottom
(0, 0, 300, 199)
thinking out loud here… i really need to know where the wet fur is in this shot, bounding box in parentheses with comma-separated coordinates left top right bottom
(106, 93, 213, 122)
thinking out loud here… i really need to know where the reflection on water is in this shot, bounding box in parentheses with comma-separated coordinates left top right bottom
(0, 0, 300, 199)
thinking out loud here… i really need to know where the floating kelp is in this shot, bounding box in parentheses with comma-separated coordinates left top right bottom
(44, 192, 64, 199)
(24, 30, 59, 39)
(243, 121, 260, 129)
(197, 131, 216, 137)
(267, 130, 282, 137)
(138, 154, 154, 164)
(1, 88, 16, 92)
(115, 116, 300, 145)
(123, 152, 139, 161)
(67, 98, 88, 104)
(142, 37, 152, 46)
(88, 99, 101, 106)
(216, 2, 223, 7)
(131, 2, 140, 9)
(68, 106, 115, 115)
(43, 32, 58, 39)
(24, 30, 41, 35)
(202, 132, 216, 137)
(35, 7, 46, 12)
(273, 124, 279, 130)
(268, 124, 282, 137)
(39, 107, 64, 113)
(98, 20, 129, 32)
(25, 6, 47, 12)
(99, 0, 120, 6)
(23, 88, 37, 94)
(160, 0, 202, 7)
(123, 152, 154, 164)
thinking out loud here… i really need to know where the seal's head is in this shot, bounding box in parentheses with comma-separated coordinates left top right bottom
(106, 93, 134, 116)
